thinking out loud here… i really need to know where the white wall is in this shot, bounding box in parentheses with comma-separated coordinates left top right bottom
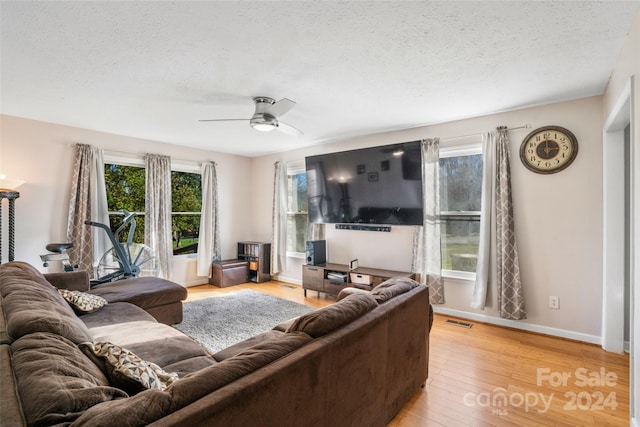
(0, 95, 609, 343)
(0, 114, 253, 286)
(250, 96, 605, 342)
(602, 7, 639, 424)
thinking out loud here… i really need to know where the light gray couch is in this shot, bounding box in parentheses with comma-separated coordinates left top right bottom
(1, 261, 430, 427)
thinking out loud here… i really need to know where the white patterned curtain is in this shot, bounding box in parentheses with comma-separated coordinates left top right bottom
(471, 132, 496, 310)
(411, 138, 443, 304)
(471, 127, 526, 319)
(92, 149, 110, 270)
(272, 161, 288, 274)
(67, 143, 109, 276)
(196, 161, 221, 276)
(145, 154, 173, 280)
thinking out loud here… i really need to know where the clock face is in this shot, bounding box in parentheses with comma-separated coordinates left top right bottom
(519, 126, 578, 174)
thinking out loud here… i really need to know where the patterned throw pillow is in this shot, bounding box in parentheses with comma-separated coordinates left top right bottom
(58, 289, 108, 312)
(79, 341, 179, 395)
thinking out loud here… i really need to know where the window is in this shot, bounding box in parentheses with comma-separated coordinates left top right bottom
(439, 145, 482, 275)
(104, 161, 202, 256)
(286, 162, 308, 257)
(171, 171, 202, 255)
(104, 164, 146, 244)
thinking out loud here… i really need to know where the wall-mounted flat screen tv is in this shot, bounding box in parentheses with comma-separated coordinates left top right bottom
(305, 140, 424, 225)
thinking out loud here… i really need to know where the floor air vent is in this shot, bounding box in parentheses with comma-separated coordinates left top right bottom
(280, 284, 296, 290)
(445, 319, 473, 329)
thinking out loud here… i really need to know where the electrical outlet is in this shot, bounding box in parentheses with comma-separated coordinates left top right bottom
(549, 296, 560, 309)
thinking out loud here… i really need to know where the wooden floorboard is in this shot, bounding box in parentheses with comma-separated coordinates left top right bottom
(186, 281, 630, 426)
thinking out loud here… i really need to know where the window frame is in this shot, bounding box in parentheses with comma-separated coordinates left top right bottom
(103, 153, 202, 259)
(286, 160, 308, 259)
(439, 143, 482, 281)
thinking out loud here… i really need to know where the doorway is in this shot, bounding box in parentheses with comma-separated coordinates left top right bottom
(602, 81, 632, 353)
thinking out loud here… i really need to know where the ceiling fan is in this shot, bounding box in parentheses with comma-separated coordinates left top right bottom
(199, 97, 303, 136)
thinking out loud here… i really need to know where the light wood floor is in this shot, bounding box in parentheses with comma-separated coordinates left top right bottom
(187, 281, 630, 427)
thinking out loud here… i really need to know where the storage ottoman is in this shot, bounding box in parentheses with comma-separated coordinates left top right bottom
(209, 259, 249, 288)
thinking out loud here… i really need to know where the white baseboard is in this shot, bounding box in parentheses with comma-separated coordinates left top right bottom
(633, 416, 639, 427)
(273, 275, 302, 286)
(432, 306, 601, 345)
(182, 279, 209, 287)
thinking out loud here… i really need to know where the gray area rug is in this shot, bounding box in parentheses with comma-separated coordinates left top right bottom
(174, 289, 314, 354)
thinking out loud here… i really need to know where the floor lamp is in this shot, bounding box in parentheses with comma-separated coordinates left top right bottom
(0, 189, 20, 264)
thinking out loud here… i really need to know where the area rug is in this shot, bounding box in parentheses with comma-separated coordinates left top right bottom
(174, 289, 314, 354)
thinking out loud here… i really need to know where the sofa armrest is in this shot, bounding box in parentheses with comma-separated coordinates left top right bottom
(44, 271, 90, 292)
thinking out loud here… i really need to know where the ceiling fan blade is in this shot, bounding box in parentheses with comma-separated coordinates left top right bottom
(266, 98, 296, 117)
(198, 118, 248, 122)
(277, 121, 304, 136)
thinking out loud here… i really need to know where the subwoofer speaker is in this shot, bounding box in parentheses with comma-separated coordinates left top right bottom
(305, 240, 326, 266)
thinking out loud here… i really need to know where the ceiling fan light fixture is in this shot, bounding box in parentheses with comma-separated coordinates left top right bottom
(250, 112, 278, 132)
(200, 96, 302, 135)
(251, 122, 277, 132)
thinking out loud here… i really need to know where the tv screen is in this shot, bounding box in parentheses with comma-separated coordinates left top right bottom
(305, 141, 424, 226)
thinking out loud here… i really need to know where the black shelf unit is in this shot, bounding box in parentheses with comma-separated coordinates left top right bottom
(237, 241, 271, 283)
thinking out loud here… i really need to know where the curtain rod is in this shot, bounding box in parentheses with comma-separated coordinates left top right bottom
(101, 148, 206, 166)
(439, 124, 531, 142)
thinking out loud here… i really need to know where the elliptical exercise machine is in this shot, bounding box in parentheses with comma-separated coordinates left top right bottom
(41, 210, 158, 286)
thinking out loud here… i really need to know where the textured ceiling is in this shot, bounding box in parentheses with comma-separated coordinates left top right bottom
(1, 1, 638, 157)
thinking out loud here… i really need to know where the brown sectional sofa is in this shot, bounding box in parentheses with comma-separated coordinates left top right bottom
(0, 261, 430, 427)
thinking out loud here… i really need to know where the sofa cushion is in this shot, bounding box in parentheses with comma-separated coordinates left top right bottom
(0, 296, 10, 345)
(0, 261, 51, 288)
(2, 286, 93, 344)
(89, 277, 187, 309)
(79, 301, 158, 328)
(170, 331, 313, 409)
(80, 341, 179, 395)
(45, 270, 90, 292)
(213, 329, 285, 361)
(335, 286, 371, 302)
(272, 317, 296, 332)
(58, 288, 108, 313)
(1, 344, 26, 426)
(11, 332, 126, 426)
(70, 388, 171, 427)
(162, 356, 218, 378)
(286, 293, 378, 338)
(88, 319, 210, 368)
(370, 276, 420, 304)
(0, 263, 93, 344)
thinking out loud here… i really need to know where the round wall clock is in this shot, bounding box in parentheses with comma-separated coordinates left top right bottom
(519, 126, 578, 174)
